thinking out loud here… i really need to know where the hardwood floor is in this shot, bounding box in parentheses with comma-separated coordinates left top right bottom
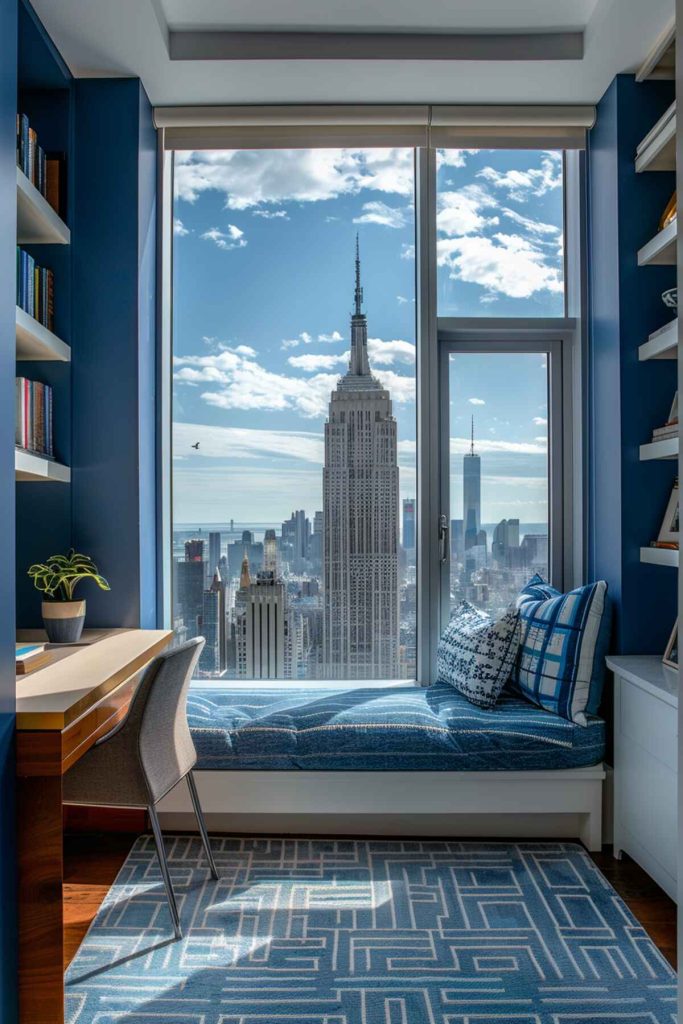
(63, 833, 678, 972)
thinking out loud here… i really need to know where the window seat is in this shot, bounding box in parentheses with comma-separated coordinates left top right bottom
(187, 681, 605, 772)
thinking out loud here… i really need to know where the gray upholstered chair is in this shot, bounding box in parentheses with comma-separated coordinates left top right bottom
(63, 636, 218, 940)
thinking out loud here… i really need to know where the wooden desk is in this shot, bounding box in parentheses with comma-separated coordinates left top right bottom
(15, 628, 173, 1024)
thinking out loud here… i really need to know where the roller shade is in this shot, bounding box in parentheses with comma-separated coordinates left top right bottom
(155, 104, 595, 151)
(431, 105, 594, 149)
(157, 105, 430, 149)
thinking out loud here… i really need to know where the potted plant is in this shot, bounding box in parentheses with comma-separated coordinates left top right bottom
(28, 549, 110, 644)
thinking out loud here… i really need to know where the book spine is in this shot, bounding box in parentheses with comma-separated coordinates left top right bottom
(46, 385, 53, 457)
(15, 378, 23, 448)
(46, 269, 54, 332)
(21, 114, 29, 178)
(28, 128, 37, 186)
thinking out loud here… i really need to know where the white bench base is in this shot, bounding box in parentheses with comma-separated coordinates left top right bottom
(158, 766, 606, 851)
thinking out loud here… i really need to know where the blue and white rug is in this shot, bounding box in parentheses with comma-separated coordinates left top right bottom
(66, 837, 676, 1023)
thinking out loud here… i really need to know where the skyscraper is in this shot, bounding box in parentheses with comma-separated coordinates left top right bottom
(323, 238, 400, 679)
(208, 531, 221, 575)
(236, 570, 286, 678)
(402, 498, 415, 551)
(463, 417, 481, 549)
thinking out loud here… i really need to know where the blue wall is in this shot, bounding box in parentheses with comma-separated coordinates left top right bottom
(0, 0, 19, 1019)
(588, 74, 677, 654)
(71, 79, 157, 627)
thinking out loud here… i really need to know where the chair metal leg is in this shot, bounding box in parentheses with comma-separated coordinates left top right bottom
(187, 771, 219, 879)
(148, 804, 182, 940)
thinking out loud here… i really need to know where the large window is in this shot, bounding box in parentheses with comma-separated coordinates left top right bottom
(171, 149, 417, 680)
(164, 133, 581, 684)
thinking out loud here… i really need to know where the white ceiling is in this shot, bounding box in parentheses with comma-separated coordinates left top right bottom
(31, 0, 674, 107)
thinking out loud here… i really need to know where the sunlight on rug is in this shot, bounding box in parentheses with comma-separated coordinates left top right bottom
(65, 837, 677, 1023)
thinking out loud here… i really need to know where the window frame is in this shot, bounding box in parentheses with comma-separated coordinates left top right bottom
(159, 141, 586, 686)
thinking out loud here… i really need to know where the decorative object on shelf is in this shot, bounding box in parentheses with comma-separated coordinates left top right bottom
(28, 550, 110, 644)
(663, 621, 678, 672)
(654, 478, 679, 548)
(659, 190, 677, 230)
(651, 391, 678, 442)
(662, 287, 678, 309)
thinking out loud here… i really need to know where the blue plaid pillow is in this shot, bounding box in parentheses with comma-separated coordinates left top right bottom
(511, 576, 611, 726)
(437, 601, 520, 709)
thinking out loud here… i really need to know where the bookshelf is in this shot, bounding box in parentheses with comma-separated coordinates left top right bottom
(15, 306, 69, 361)
(640, 546, 679, 568)
(14, 448, 69, 483)
(16, 166, 69, 245)
(640, 437, 678, 461)
(637, 217, 677, 266)
(639, 318, 677, 361)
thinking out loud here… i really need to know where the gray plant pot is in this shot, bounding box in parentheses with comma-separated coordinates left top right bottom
(42, 599, 86, 644)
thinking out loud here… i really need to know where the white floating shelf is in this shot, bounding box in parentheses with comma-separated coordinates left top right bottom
(640, 546, 679, 567)
(638, 218, 677, 267)
(636, 104, 676, 172)
(16, 166, 70, 245)
(640, 437, 678, 461)
(16, 306, 70, 362)
(15, 449, 70, 483)
(639, 318, 677, 361)
(637, 19, 675, 82)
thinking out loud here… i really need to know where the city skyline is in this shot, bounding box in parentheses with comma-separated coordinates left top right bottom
(172, 147, 558, 526)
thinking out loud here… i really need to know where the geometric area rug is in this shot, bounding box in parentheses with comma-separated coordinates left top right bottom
(65, 837, 677, 1023)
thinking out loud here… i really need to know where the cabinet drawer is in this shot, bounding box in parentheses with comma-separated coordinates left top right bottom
(619, 679, 677, 770)
(616, 737, 677, 882)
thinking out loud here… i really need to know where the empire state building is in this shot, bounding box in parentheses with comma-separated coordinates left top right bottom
(323, 239, 400, 679)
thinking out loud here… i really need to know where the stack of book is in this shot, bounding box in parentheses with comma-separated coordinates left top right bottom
(16, 247, 54, 331)
(15, 377, 54, 458)
(15, 643, 51, 676)
(16, 113, 65, 216)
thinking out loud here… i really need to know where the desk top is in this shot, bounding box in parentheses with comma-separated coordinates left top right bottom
(16, 628, 173, 730)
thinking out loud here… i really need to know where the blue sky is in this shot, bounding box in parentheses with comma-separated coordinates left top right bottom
(172, 148, 562, 526)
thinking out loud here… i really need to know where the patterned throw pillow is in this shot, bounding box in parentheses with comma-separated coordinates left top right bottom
(436, 601, 520, 709)
(511, 576, 611, 726)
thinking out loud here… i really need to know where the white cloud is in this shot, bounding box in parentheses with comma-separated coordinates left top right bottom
(175, 148, 414, 209)
(353, 201, 408, 229)
(201, 224, 247, 251)
(535, 436, 548, 444)
(173, 218, 189, 236)
(281, 331, 314, 350)
(401, 243, 415, 260)
(437, 185, 498, 238)
(533, 416, 548, 426)
(478, 153, 562, 203)
(368, 338, 415, 366)
(437, 232, 563, 300)
(252, 208, 289, 220)
(174, 421, 324, 464)
(450, 437, 547, 456)
(318, 330, 343, 343)
(375, 370, 415, 404)
(468, 397, 485, 406)
(502, 208, 561, 237)
(288, 352, 347, 372)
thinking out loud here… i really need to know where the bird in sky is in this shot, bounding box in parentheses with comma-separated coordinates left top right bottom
(191, 442, 200, 450)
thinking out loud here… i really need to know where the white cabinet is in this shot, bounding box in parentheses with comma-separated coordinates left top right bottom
(608, 656, 678, 901)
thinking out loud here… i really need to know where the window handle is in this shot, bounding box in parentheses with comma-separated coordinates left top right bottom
(439, 514, 449, 563)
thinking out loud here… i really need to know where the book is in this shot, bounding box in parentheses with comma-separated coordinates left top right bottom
(16, 114, 60, 208)
(45, 153, 66, 218)
(15, 643, 51, 676)
(15, 377, 54, 457)
(16, 246, 54, 331)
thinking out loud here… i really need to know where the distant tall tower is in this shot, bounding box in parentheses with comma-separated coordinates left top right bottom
(208, 531, 221, 574)
(463, 416, 482, 550)
(264, 529, 278, 575)
(323, 237, 400, 679)
(237, 571, 286, 679)
(402, 498, 415, 550)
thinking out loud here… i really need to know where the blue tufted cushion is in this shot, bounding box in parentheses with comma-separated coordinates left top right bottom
(511, 575, 611, 726)
(436, 601, 520, 709)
